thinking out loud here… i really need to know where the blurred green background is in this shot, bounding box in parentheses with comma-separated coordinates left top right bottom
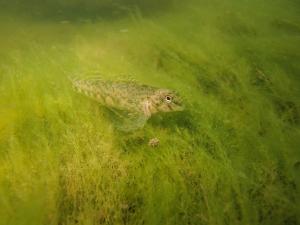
(0, 0, 299, 225)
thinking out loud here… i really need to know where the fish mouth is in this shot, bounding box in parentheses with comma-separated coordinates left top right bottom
(173, 104, 185, 112)
(175, 98, 185, 111)
(177, 106, 185, 111)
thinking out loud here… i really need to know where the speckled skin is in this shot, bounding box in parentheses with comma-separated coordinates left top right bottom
(71, 78, 184, 119)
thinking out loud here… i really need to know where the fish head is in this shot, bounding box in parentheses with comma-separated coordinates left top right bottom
(152, 89, 184, 113)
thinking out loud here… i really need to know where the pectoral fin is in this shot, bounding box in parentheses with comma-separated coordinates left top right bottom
(108, 109, 148, 132)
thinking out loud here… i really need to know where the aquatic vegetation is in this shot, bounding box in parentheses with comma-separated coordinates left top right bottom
(0, 0, 299, 225)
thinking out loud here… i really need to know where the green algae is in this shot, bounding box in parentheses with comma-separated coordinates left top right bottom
(0, 0, 299, 225)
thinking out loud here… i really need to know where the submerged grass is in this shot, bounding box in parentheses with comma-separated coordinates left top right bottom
(0, 0, 300, 224)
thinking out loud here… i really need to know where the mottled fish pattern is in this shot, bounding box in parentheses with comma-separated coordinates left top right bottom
(70, 77, 184, 131)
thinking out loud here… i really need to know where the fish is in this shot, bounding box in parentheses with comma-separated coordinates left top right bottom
(70, 77, 184, 131)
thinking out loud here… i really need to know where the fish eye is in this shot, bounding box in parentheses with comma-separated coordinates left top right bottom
(165, 95, 172, 103)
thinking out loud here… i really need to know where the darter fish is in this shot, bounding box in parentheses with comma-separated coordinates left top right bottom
(70, 77, 184, 131)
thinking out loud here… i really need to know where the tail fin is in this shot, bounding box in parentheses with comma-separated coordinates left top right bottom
(68, 75, 79, 84)
(68, 76, 82, 93)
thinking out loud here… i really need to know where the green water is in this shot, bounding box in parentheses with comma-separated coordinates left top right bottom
(0, 0, 300, 224)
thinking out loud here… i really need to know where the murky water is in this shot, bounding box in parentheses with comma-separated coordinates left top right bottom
(0, 1, 299, 225)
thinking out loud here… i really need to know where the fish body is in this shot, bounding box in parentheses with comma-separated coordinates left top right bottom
(70, 77, 184, 131)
